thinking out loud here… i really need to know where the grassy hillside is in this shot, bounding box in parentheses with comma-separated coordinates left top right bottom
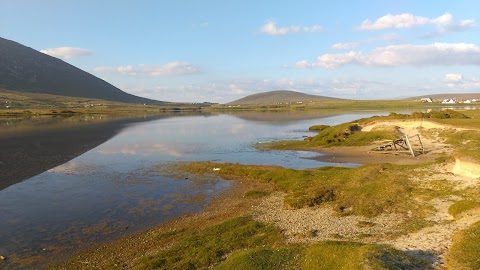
(227, 90, 344, 105)
(0, 37, 159, 104)
(0, 89, 210, 115)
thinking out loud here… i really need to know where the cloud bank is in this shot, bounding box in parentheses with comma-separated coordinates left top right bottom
(94, 62, 201, 77)
(296, 43, 480, 69)
(444, 73, 480, 89)
(357, 12, 475, 34)
(40, 47, 92, 59)
(261, 21, 322, 35)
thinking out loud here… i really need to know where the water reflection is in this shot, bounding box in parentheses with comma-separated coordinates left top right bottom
(1, 110, 394, 268)
(0, 113, 205, 190)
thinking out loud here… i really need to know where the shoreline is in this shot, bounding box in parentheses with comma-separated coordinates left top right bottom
(46, 176, 274, 269)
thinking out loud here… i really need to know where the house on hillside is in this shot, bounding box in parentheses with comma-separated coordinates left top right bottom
(441, 98, 457, 104)
(420, 98, 433, 103)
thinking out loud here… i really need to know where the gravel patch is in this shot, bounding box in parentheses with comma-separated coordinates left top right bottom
(252, 192, 402, 243)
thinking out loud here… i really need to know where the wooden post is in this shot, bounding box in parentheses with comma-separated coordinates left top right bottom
(405, 135, 415, 157)
(417, 134, 425, 154)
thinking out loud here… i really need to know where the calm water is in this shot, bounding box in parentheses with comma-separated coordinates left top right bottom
(0, 111, 392, 265)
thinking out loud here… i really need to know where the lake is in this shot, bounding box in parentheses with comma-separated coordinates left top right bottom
(0, 110, 397, 267)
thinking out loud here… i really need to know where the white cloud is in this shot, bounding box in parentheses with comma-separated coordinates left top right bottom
(40, 47, 92, 59)
(228, 83, 247, 95)
(357, 12, 475, 35)
(94, 62, 201, 77)
(98, 143, 195, 157)
(296, 43, 480, 69)
(444, 74, 480, 89)
(260, 21, 322, 35)
(357, 13, 430, 30)
(331, 33, 400, 50)
(444, 73, 463, 82)
(303, 25, 323, 32)
(294, 60, 312, 68)
(331, 42, 361, 50)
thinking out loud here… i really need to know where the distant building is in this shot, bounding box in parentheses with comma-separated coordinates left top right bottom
(420, 98, 433, 103)
(442, 98, 457, 104)
(464, 100, 471, 104)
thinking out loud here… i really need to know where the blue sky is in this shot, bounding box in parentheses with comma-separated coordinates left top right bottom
(1, 0, 479, 103)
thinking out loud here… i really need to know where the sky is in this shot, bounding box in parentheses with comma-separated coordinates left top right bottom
(1, 0, 479, 103)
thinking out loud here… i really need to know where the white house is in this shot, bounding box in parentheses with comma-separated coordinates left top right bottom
(442, 99, 457, 104)
(420, 98, 433, 103)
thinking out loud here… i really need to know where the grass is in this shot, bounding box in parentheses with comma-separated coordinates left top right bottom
(134, 216, 284, 270)
(178, 161, 440, 219)
(215, 247, 302, 270)
(446, 221, 480, 270)
(257, 109, 480, 163)
(448, 200, 480, 219)
(259, 122, 400, 150)
(0, 89, 209, 116)
(440, 129, 480, 162)
(216, 242, 425, 270)
(301, 241, 426, 270)
(310, 123, 399, 147)
(244, 190, 271, 198)
(135, 215, 425, 270)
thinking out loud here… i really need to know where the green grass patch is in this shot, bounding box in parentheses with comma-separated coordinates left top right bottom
(259, 122, 399, 150)
(216, 241, 428, 270)
(448, 200, 480, 219)
(308, 124, 330, 131)
(307, 123, 399, 147)
(215, 247, 302, 270)
(134, 216, 284, 270)
(439, 129, 480, 162)
(258, 109, 476, 151)
(446, 221, 480, 270)
(244, 190, 271, 198)
(136, 218, 426, 270)
(302, 241, 427, 270)
(179, 161, 433, 219)
(387, 109, 469, 119)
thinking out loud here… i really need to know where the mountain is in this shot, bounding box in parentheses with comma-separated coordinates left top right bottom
(227, 90, 345, 105)
(405, 93, 480, 101)
(0, 37, 160, 104)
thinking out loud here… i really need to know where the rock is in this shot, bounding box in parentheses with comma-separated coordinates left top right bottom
(0, 255, 6, 260)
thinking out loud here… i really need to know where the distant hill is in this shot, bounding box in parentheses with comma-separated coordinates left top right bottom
(228, 90, 344, 105)
(405, 93, 480, 101)
(0, 37, 160, 104)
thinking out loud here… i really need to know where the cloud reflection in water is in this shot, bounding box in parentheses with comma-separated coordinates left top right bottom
(98, 143, 197, 157)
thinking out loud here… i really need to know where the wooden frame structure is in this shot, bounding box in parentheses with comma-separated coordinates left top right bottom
(373, 134, 425, 157)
